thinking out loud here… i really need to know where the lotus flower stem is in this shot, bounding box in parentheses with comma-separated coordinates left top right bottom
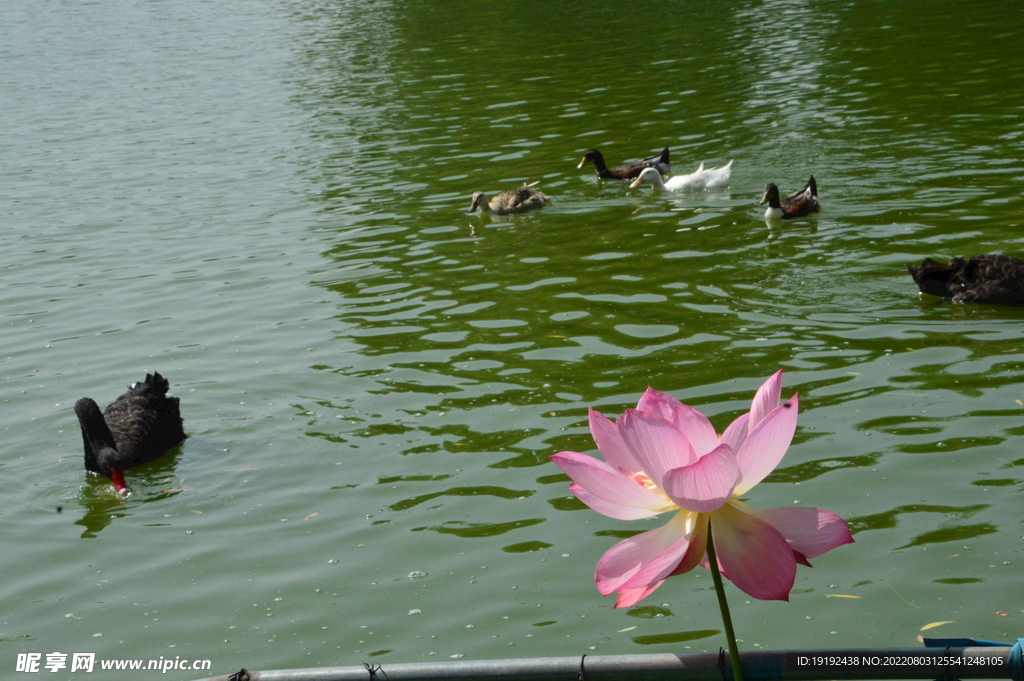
(707, 524, 744, 681)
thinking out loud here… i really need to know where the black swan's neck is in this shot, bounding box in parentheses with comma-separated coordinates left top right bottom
(75, 397, 117, 474)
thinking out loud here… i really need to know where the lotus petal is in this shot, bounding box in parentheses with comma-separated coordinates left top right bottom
(595, 510, 697, 596)
(614, 582, 663, 608)
(668, 512, 710, 577)
(755, 506, 855, 559)
(710, 503, 797, 601)
(748, 370, 784, 428)
(636, 387, 684, 421)
(662, 443, 740, 513)
(551, 452, 672, 519)
(618, 409, 697, 486)
(589, 408, 643, 475)
(721, 411, 750, 452)
(733, 395, 798, 496)
(669, 404, 720, 456)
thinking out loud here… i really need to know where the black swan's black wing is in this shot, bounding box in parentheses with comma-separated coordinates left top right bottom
(908, 255, 1024, 305)
(102, 372, 185, 470)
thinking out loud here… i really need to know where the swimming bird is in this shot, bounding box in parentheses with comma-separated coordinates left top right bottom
(577, 147, 670, 180)
(906, 255, 1024, 305)
(468, 183, 549, 215)
(629, 160, 734, 192)
(75, 372, 186, 495)
(760, 177, 820, 219)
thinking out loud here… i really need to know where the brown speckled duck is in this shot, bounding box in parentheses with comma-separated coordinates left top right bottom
(760, 176, 820, 219)
(906, 255, 1024, 305)
(577, 147, 670, 180)
(468, 183, 549, 215)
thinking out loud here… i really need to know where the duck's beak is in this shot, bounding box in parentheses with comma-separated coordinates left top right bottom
(629, 176, 643, 189)
(758, 189, 769, 205)
(576, 156, 590, 169)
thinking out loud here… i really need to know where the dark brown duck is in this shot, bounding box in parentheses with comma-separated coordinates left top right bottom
(760, 176, 820, 219)
(577, 146, 670, 180)
(75, 372, 186, 495)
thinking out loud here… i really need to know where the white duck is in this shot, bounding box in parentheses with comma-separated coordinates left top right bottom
(629, 161, 733, 192)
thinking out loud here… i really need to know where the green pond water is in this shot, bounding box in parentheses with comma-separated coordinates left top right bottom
(2, 1, 1024, 678)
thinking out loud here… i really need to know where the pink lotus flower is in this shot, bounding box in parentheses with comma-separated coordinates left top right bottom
(551, 371, 853, 608)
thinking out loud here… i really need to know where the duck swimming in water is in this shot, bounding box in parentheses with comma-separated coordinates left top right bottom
(75, 372, 186, 495)
(760, 176, 820, 219)
(469, 182, 549, 215)
(906, 255, 1024, 305)
(577, 147, 671, 180)
(629, 160, 733, 192)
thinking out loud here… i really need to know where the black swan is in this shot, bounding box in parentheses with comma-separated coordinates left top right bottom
(74, 372, 186, 495)
(577, 146, 671, 180)
(760, 176, 820, 219)
(906, 255, 1024, 305)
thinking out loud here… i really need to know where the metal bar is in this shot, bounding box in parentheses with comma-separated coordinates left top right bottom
(191, 647, 1013, 681)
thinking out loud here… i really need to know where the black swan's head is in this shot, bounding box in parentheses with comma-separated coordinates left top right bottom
(906, 258, 958, 299)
